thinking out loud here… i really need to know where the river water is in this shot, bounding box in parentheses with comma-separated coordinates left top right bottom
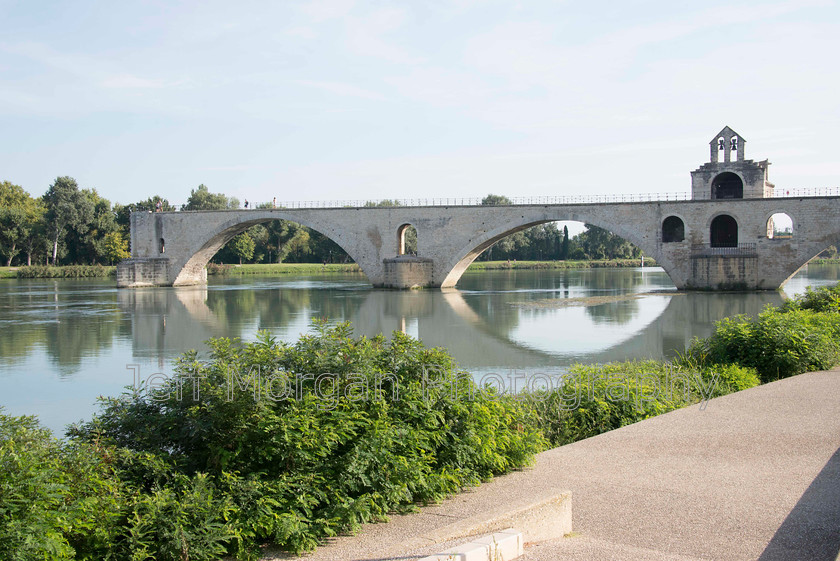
(2, 264, 838, 434)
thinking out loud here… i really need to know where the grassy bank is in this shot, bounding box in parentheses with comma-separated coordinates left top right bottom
(15, 265, 116, 278)
(1, 259, 651, 280)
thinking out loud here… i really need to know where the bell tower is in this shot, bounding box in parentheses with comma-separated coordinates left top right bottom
(691, 126, 774, 200)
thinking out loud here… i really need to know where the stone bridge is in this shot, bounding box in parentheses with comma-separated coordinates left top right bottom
(117, 195, 840, 291)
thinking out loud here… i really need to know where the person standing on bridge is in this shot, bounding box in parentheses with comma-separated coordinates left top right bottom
(244, 199, 249, 209)
(272, 197, 276, 208)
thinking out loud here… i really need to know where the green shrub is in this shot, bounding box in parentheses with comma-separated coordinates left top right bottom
(686, 306, 840, 382)
(530, 361, 758, 447)
(206, 263, 233, 275)
(0, 411, 130, 561)
(16, 265, 115, 278)
(68, 322, 546, 556)
(783, 282, 840, 314)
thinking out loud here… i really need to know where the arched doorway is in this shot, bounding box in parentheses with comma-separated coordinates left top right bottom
(397, 224, 417, 255)
(661, 216, 685, 243)
(710, 215, 738, 247)
(711, 172, 743, 199)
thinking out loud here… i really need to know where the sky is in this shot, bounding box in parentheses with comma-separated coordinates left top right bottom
(1, 0, 839, 208)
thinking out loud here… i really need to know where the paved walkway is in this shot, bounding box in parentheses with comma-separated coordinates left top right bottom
(268, 369, 840, 560)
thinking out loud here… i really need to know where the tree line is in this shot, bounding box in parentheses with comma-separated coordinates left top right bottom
(0, 179, 641, 267)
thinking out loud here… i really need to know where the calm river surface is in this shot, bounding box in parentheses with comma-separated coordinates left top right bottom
(2, 265, 839, 434)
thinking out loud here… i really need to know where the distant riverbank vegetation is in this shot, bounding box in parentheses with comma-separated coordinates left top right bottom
(1, 178, 652, 270)
(202, 258, 653, 277)
(10, 279, 840, 559)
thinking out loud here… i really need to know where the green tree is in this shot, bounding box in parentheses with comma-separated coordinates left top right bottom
(20, 201, 47, 266)
(115, 196, 176, 237)
(0, 181, 38, 266)
(0, 180, 29, 207)
(229, 232, 255, 264)
(65, 189, 118, 264)
(561, 225, 570, 260)
(102, 231, 130, 264)
(480, 194, 512, 206)
(43, 177, 95, 265)
(0, 207, 26, 266)
(574, 224, 641, 260)
(184, 184, 239, 211)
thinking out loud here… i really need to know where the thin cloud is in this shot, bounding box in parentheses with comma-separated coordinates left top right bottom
(100, 74, 169, 89)
(294, 79, 388, 101)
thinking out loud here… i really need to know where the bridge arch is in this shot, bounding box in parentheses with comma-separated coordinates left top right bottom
(439, 211, 671, 288)
(171, 213, 370, 286)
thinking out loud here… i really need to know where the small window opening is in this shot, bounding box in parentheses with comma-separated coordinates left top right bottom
(159, 238, 165, 253)
(397, 224, 417, 255)
(767, 213, 793, 240)
(662, 216, 685, 243)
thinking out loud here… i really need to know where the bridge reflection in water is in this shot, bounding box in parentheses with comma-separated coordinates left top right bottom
(117, 268, 789, 373)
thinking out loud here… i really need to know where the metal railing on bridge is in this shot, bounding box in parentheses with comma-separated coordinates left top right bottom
(210, 192, 695, 210)
(166, 186, 840, 211)
(690, 243, 758, 257)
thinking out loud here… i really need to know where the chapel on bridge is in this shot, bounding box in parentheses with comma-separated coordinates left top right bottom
(691, 126, 774, 200)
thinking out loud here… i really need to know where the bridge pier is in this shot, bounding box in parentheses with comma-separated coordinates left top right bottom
(116, 258, 177, 288)
(380, 256, 435, 289)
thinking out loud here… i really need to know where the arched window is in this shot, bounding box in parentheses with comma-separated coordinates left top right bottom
(767, 213, 793, 240)
(711, 172, 743, 199)
(710, 215, 738, 248)
(397, 224, 417, 255)
(662, 216, 685, 243)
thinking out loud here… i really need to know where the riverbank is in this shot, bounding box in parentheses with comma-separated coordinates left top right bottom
(0, 259, 655, 280)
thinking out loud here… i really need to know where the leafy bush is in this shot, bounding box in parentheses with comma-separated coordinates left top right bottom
(531, 361, 759, 446)
(0, 411, 131, 561)
(783, 282, 840, 314)
(205, 262, 233, 275)
(66, 322, 546, 557)
(685, 306, 840, 382)
(16, 265, 115, 278)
